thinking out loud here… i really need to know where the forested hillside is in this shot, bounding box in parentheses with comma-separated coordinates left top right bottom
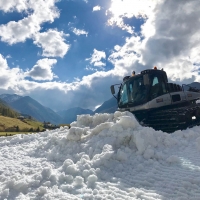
(0, 99, 19, 118)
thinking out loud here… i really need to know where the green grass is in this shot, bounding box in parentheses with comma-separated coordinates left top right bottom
(23, 119, 44, 130)
(0, 116, 44, 132)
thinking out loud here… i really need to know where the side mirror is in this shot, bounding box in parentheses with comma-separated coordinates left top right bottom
(143, 74, 149, 85)
(110, 85, 115, 94)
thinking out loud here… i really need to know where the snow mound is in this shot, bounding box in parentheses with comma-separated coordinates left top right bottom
(1, 111, 200, 199)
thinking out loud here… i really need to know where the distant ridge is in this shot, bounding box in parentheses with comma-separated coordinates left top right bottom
(9, 96, 63, 124)
(0, 94, 22, 103)
(188, 82, 200, 89)
(57, 107, 94, 123)
(0, 94, 62, 124)
(94, 97, 117, 113)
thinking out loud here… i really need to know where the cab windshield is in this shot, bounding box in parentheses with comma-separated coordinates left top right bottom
(119, 75, 148, 107)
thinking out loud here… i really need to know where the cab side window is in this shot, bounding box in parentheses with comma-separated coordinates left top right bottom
(152, 77, 158, 86)
(150, 76, 160, 99)
(119, 84, 128, 104)
(150, 75, 167, 100)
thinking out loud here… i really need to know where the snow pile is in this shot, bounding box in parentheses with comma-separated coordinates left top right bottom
(0, 111, 200, 199)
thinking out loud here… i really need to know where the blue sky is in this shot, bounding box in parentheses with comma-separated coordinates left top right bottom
(0, 0, 200, 111)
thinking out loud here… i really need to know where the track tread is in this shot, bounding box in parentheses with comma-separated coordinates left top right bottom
(137, 104, 200, 133)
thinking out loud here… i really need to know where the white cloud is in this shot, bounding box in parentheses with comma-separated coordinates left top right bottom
(86, 49, 106, 68)
(0, 54, 25, 89)
(34, 70, 122, 110)
(93, 61, 106, 67)
(139, 0, 200, 82)
(93, 6, 101, 12)
(34, 29, 70, 58)
(0, 16, 40, 44)
(107, 0, 200, 84)
(107, 0, 158, 34)
(74, 77, 80, 82)
(0, 54, 9, 69)
(25, 58, 57, 81)
(5, 55, 12, 59)
(0, 0, 60, 45)
(85, 66, 98, 71)
(108, 36, 142, 76)
(72, 28, 88, 36)
(0, 53, 122, 110)
(0, 0, 28, 12)
(108, 19, 134, 34)
(109, 0, 156, 19)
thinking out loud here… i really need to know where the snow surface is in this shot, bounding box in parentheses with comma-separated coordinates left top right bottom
(1, 111, 200, 199)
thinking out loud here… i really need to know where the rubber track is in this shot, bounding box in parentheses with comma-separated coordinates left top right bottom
(139, 105, 200, 133)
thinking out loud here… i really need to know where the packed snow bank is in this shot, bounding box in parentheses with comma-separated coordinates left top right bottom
(1, 111, 200, 199)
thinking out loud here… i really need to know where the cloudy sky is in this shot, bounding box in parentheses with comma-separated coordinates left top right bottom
(0, 0, 200, 111)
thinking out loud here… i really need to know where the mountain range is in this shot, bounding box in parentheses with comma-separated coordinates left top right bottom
(57, 107, 94, 124)
(95, 97, 117, 113)
(186, 82, 200, 90)
(57, 97, 118, 123)
(0, 94, 117, 124)
(0, 81, 199, 125)
(0, 94, 62, 125)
